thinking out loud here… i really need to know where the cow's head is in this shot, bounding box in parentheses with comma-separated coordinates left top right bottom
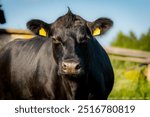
(27, 9, 113, 76)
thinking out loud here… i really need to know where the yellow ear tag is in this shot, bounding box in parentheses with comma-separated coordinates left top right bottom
(39, 28, 47, 37)
(93, 27, 101, 36)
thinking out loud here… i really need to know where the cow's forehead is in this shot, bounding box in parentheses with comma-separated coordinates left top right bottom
(52, 27, 77, 38)
(51, 11, 87, 29)
(52, 25, 88, 37)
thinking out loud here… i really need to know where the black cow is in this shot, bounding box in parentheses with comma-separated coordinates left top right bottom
(0, 9, 114, 99)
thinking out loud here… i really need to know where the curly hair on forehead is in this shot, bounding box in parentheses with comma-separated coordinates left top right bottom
(55, 8, 76, 28)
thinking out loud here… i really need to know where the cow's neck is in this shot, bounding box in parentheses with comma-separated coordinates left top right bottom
(58, 75, 88, 100)
(60, 76, 79, 99)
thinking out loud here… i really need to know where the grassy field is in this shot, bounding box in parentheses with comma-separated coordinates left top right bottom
(108, 58, 150, 100)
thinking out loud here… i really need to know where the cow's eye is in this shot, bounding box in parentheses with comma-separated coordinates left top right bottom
(52, 37, 62, 44)
(79, 35, 90, 43)
(86, 35, 91, 40)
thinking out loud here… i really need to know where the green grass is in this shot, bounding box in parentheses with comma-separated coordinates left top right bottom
(108, 58, 150, 99)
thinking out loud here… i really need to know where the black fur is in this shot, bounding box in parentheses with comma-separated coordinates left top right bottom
(0, 10, 114, 100)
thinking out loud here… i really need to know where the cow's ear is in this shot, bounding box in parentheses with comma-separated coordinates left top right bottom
(88, 18, 113, 36)
(26, 19, 50, 37)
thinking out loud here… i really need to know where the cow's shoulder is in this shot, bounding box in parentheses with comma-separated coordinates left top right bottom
(1, 36, 47, 53)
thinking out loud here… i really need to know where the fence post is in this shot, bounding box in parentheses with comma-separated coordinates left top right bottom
(145, 64, 150, 81)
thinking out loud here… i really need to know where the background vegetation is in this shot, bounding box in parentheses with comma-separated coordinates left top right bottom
(111, 30, 150, 51)
(108, 29, 150, 99)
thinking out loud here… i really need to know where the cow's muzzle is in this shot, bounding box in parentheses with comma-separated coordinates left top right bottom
(61, 60, 82, 75)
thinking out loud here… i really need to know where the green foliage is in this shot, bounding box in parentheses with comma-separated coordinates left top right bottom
(109, 29, 150, 99)
(111, 29, 150, 51)
(108, 59, 150, 99)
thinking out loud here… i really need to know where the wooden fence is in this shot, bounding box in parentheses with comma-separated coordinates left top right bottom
(105, 47, 150, 81)
(105, 47, 150, 64)
(1, 28, 150, 80)
(0, 28, 33, 40)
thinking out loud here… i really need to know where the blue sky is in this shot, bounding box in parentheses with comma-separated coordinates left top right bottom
(0, 0, 150, 46)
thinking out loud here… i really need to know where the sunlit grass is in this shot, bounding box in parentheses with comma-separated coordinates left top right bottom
(108, 59, 150, 100)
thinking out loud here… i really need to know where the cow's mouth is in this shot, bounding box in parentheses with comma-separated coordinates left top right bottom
(59, 67, 85, 76)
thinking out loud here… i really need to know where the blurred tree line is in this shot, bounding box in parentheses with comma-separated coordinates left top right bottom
(111, 29, 150, 51)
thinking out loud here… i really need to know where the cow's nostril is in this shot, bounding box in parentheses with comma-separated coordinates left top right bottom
(75, 64, 81, 70)
(62, 62, 67, 70)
